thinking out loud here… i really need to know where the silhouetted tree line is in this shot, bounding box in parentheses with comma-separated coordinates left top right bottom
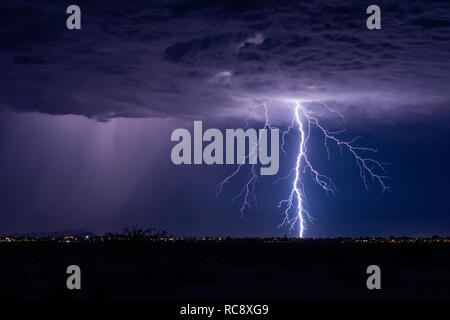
(103, 226, 172, 241)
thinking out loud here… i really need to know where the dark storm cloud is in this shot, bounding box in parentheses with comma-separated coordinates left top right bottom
(0, 0, 449, 121)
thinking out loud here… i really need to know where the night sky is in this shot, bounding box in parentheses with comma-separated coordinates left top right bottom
(1, 0, 449, 237)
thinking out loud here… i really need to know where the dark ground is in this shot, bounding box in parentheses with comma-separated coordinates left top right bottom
(1, 240, 449, 300)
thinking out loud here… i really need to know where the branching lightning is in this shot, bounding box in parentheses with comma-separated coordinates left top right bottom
(217, 99, 390, 237)
(216, 103, 274, 217)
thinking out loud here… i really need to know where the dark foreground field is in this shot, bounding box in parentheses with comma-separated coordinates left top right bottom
(1, 239, 449, 300)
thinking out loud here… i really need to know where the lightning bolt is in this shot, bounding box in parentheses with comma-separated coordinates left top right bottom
(216, 103, 274, 216)
(217, 99, 389, 237)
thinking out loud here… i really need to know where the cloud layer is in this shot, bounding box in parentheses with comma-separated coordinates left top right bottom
(1, 0, 449, 122)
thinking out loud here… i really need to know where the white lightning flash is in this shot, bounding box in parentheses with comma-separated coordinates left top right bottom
(218, 99, 389, 238)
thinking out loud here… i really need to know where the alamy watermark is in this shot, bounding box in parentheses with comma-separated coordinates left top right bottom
(170, 121, 279, 176)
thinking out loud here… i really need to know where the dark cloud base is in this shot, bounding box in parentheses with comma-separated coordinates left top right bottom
(0, 0, 449, 122)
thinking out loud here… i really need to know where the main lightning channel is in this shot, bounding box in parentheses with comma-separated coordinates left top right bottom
(287, 102, 305, 237)
(217, 99, 389, 238)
